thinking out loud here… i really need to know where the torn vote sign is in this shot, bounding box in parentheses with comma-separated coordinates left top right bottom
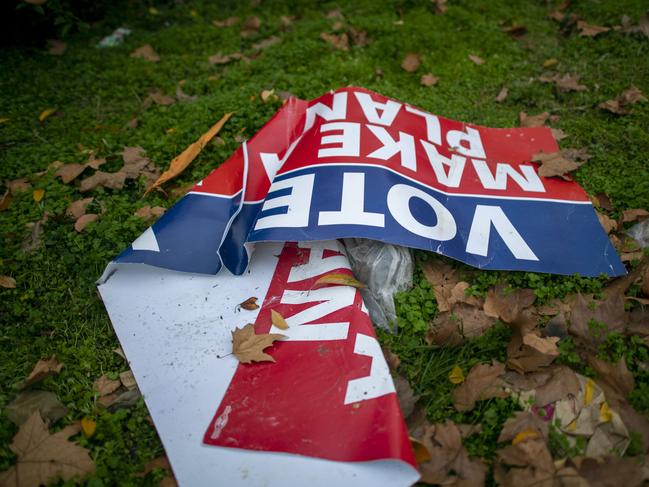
(114, 87, 624, 277)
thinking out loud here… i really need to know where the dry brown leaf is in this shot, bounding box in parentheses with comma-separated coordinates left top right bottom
(588, 355, 634, 401)
(134, 205, 165, 221)
(320, 32, 349, 51)
(394, 375, 418, 419)
(130, 44, 160, 62)
(314, 273, 366, 288)
(621, 12, 649, 38)
(507, 332, 559, 374)
(382, 346, 401, 371)
(596, 211, 617, 234)
(326, 8, 343, 19)
(599, 87, 647, 115)
(420, 73, 439, 87)
(242, 15, 261, 34)
(213, 16, 239, 27)
(427, 303, 495, 346)
(239, 296, 259, 311)
(531, 150, 588, 179)
(498, 410, 548, 443)
(569, 292, 626, 346)
(175, 81, 198, 102)
(231, 323, 285, 364)
(0, 412, 95, 486)
(93, 375, 121, 397)
(5, 391, 68, 427)
(577, 20, 610, 37)
(401, 53, 421, 72)
(622, 208, 649, 223)
(119, 370, 137, 390)
(74, 214, 98, 233)
(551, 128, 568, 141)
(419, 259, 482, 312)
(519, 111, 549, 127)
(0, 275, 17, 288)
(147, 90, 176, 106)
(271, 309, 289, 330)
(431, 0, 447, 14)
(484, 285, 536, 323)
(0, 190, 11, 211)
(452, 361, 507, 411)
(66, 197, 94, 220)
(146, 113, 232, 195)
(7, 178, 30, 193)
(533, 365, 581, 406)
(22, 213, 48, 254)
(208, 52, 247, 65)
(468, 54, 485, 65)
(539, 73, 587, 92)
(260, 89, 279, 102)
(502, 24, 527, 37)
(417, 421, 487, 485)
(79, 171, 127, 192)
(47, 39, 67, 55)
(495, 86, 508, 102)
(136, 456, 178, 486)
(252, 36, 281, 51)
(55, 154, 106, 184)
(496, 437, 556, 486)
(566, 455, 648, 487)
(347, 26, 369, 47)
(22, 357, 63, 388)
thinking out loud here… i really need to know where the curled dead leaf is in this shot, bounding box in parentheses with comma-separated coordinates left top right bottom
(314, 273, 365, 288)
(239, 296, 259, 311)
(22, 356, 63, 389)
(231, 323, 285, 364)
(271, 309, 289, 330)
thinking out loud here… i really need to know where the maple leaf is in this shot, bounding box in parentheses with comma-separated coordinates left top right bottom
(231, 324, 285, 364)
(599, 86, 647, 115)
(539, 73, 587, 92)
(531, 149, 589, 179)
(0, 412, 95, 487)
(451, 361, 507, 411)
(401, 53, 421, 72)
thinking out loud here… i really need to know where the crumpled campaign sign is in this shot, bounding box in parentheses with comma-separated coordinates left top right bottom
(112, 86, 624, 278)
(98, 88, 624, 486)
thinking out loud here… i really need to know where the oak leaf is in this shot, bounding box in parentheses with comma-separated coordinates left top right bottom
(146, 113, 232, 195)
(231, 324, 285, 364)
(0, 412, 95, 486)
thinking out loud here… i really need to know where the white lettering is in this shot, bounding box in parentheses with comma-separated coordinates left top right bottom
(318, 122, 361, 158)
(446, 126, 486, 159)
(466, 205, 538, 261)
(387, 184, 457, 240)
(254, 174, 315, 230)
(288, 241, 350, 283)
(405, 105, 442, 145)
(344, 333, 395, 404)
(420, 140, 467, 188)
(318, 173, 385, 227)
(304, 92, 348, 132)
(472, 160, 545, 192)
(367, 125, 417, 171)
(354, 92, 402, 126)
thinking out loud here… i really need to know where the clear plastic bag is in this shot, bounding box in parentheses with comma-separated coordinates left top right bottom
(628, 219, 649, 249)
(343, 239, 414, 332)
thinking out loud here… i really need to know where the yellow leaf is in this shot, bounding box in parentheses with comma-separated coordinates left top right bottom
(81, 418, 97, 438)
(543, 58, 558, 68)
(145, 113, 232, 195)
(149, 6, 159, 15)
(271, 309, 289, 330)
(566, 419, 577, 432)
(314, 273, 366, 289)
(231, 323, 285, 364)
(32, 188, 45, 203)
(512, 428, 539, 445)
(38, 108, 57, 123)
(448, 364, 465, 384)
(584, 378, 595, 406)
(599, 402, 613, 423)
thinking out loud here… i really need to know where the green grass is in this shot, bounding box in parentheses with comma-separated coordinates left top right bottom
(1, 0, 649, 484)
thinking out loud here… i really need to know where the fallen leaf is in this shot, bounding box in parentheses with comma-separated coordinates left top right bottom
(495, 86, 509, 102)
(502, 24, 527, 37)
(22, 356, 63, 388)
(484, 285, 536, 323)
(596, 211, 617, 234)
(280, 16, 295, 28)
(498, 410, 548, 443)
(431, 0, 447, 14)
(0, 412, 95, 486)
(231, 323, 285, 364)
(136, 456, 178, 486)
(326, 8, 343, 19)
(175, 80, 198, 102)
(568, 293, 626, 346)
(622, 208, 649, 223)
(81, 418, 96, 438)
(348, 26, 369, 47)
(93, 375, 121, 396)
(531, 149, 589, 179)
(519, 111, 549, 127)
(5, 390, 68, 426)
(507, 332, 559, 374)
(452, 361, 507, 411)
(551, 128, 568, 140)
(242, 15, 261, 35)
(314, 273, 366, 288)
(427, 303, 495, 346)
(79, 171, 127, 192)
(0, 275, 16, 288)
(382, 346, 401, 371)
(74, 214, 98, 233)
(320, 32, 349, 50)
(417, 421, 487, 485)
(55, 154, 106, 184)
(271, 309, 289, 330)
(130, 44, 160, 62)
(38, 108, 57, 123)
(47, 39, 67, 55)
(566, 455, 647, 487)
(212, 16, 239, 27)
(577, 20, 610, 37)
(599, 87, 647, 115)
(448, 365, 465, 384)
(496, 437, 556, 486)
(119, 370, 137, 389)
(0, 190, 11, 211)
(32, 189, 44, 203)
(147, 90, 176, 106)
(394, 374, 418, 418)
(401, 53, 421, 72)
(252, 36, 281, 51)
(468, 54, 485, 65)
(134, 205, 165, 221)
(260, 89, 279, 102)
(146, 113, 232, 195)
(65, 198, 93, 220)
(588, 355, 634, 401)
(543, 58, 558, 68)
(621, 12, 649, 38)
(420, 73, 439, 87)
(22, 213, 48, 253)
(208, 52, 247, 65)
(533, 365, 581, 406)
(539, 73, 587, 92)
(239, 297, 259, 311)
